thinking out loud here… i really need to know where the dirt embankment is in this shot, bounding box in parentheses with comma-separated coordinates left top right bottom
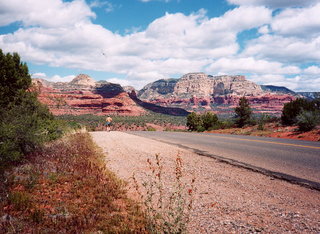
(91, 131, 320, 233)
(208, 123, 320, 142)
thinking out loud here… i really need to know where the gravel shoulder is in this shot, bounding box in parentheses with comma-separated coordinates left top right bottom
(90, 131, 320, 233)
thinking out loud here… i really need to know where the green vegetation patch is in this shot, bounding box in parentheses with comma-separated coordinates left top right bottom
(57, 112, 187, 131)
(0, 49, 63, 171)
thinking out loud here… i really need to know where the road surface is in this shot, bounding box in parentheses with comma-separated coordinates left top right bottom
(91, 131, 320, 232)
(129, 131, 320, 190)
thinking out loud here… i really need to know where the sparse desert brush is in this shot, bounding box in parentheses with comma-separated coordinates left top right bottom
(133, 154, 195, 233)
(57, 113, 187, 131)
(147, 126, 156, 131)
(0, 132, 146, 233)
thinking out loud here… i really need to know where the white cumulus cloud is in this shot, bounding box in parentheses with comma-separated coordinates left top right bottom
(304, 66, 320, 75)
(0, 0, 319, 91)
(227, 0, 319, 8)
(0, 0, 95, 28)
(32, 73, 75, 83)
(243, 34, 320, 63)
(271, 3, 320, 37)
(206, 57, 300, 75)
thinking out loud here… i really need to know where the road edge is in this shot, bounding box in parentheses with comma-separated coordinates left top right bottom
(128, 132, 320, 191)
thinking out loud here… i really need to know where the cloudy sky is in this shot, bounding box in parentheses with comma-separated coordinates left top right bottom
(1, 0, 320, 91)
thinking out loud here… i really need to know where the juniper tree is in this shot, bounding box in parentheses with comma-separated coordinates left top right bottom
(0, 49, 61, 169)
(0, 49, 31, 109)
(234, 96, 252, 128)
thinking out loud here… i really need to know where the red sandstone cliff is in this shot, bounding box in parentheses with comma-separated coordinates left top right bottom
(32, 74, 146, 116)
(33, 73, 298, 117)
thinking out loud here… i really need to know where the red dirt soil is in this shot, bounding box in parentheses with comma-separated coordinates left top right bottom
(207, 124, 320, 142)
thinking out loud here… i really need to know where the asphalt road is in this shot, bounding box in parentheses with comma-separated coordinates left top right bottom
(128, 131, 320, 190)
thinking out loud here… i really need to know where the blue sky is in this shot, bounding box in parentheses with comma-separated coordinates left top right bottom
(0, 0, 320, 91)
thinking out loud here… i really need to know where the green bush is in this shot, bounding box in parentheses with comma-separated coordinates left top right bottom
(196, 125, 206, 132)
(147, 126, 156, 131)
(0, 94, 63, 166)
(281, 98, 316, 126)
(296, 111, 319, 132)
(187, 112, 221, 131)
(186, 112, 202, 131)
(201, 112, 219, 130)
(218, 119, 234, 129)
(257, 114, 268, 131)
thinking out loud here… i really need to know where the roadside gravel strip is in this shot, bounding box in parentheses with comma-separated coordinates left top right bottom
(90, 131, 320, 233)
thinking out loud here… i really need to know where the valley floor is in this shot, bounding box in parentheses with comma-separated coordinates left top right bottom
(91, 131, 320, 233)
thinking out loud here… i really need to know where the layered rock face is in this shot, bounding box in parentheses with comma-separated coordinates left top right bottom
(33, 72, 298, 117)
(33, 74, 146, 116)
(138, 72, 296, 115)
(138, 79, 178, 100)
(173, 73, 263, 98)
(140, 73, 264, 100)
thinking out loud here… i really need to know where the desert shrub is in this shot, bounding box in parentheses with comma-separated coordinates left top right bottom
(217, 119, 234, 129)
(234, 97, 252, 128)
(0, 94, 63, 167)
(201, 112, 219, 130)
(147, 126, 156, 131)
(296, 110, 320, 132)
(187, 112, 222, 131)
(281, 98, 316, 125)
(196, 125, 206, 132)
(186, 112, 202, 131)
(256, 114, 268, 131)
(8, 191, 32, 211)
(257, 121, 264, 131)
(57, 113, 187, 131)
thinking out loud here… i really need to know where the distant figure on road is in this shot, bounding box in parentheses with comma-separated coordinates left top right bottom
(105, 116, 112, 132)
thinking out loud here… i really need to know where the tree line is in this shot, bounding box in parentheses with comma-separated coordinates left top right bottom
(187, 96, 320, 132)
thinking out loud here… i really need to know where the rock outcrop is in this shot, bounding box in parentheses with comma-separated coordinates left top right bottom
(33, 72, 299, 117)
(138, 73, 296, 115)
(69, 74, 96, 86)
(261, 85, 296, 96)
(139, 73, 264, 100)
(33, 74, 146, 116)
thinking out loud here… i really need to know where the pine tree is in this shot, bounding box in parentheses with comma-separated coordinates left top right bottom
(0, 49, 62, 169)
(234, 96, 252, 127)
(0, 49, 31, 109)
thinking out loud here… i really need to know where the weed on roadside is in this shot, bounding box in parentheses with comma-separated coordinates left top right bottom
(133, 153, 195, 233)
